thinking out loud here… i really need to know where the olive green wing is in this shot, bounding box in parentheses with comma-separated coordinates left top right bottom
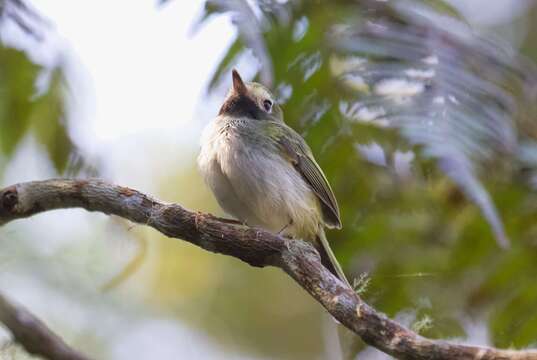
(276, 126, 342, 229)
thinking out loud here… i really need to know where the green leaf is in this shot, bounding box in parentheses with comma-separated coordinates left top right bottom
(31, 69, 72, 173)
(0, 46, 40, 155)
(0, 44, 74, 172)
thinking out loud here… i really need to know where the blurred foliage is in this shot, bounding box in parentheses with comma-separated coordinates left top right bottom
(0, 0, 74, 174)
(199, 0, 537, 354)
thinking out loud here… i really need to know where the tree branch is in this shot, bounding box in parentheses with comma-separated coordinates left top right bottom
(0, 179, 536, 360)
(0, 291, 90, 360)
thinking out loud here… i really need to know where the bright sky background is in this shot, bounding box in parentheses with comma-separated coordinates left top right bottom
(25, 0, 235, 149)
(0, 0, 240, 192)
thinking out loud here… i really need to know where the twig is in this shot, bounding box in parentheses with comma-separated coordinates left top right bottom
(0, 292, 90, 360)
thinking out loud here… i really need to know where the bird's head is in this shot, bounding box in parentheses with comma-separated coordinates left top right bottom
(218, 69, 283, 122)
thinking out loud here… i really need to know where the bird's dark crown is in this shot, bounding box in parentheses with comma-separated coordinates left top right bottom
(218, 70, 280, 121)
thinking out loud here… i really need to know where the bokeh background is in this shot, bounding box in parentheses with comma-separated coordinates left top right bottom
(1, 0, 537, 359)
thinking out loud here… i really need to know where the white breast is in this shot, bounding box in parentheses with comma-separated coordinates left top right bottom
(198, 116, 321, 241)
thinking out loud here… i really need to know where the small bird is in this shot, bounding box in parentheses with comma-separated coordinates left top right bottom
(198, 69, 348, 285)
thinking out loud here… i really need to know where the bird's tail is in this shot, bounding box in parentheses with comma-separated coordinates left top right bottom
(316, 229, 350, 288)
(317, 230, 360, 359)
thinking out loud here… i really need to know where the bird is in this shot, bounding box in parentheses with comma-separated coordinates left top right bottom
(198, 69, 348, 286)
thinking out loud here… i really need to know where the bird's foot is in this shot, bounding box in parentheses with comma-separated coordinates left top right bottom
(277, 219, 293, 237)
(208, 214, 246, 226)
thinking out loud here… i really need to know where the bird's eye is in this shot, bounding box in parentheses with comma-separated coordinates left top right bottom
(263, 99, 273, 113)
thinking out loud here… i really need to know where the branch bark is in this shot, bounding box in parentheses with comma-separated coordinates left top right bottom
(0, 292, 90, 360)
(0, 179, 536, 360)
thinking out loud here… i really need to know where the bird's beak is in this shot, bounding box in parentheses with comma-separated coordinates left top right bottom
(232, 69, 247, 95)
